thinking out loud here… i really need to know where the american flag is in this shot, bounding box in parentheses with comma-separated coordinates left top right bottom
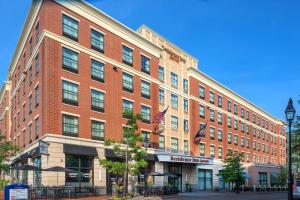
(194, 123, 206, 144)
(152, 106, 169, 124)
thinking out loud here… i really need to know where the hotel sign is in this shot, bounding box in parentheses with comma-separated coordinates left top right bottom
(162, 45, 186, 64)
(157, 154, 212, 164)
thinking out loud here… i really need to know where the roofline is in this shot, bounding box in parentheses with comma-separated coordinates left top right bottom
(7, 0, 43, 79)
(188, 67, 285, 125)
(137, 24, 199, 63)
(64, 0, 162, 55)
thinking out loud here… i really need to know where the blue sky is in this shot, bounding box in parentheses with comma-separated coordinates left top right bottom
(0, 0, 299, 121)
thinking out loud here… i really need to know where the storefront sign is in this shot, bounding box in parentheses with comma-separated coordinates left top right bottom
(162, 45, 186, 63)
(39, 141, 48, 155)
(157, 154, 212, 164)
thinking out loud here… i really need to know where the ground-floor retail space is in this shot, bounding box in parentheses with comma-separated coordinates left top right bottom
(6, 135, 284, 195)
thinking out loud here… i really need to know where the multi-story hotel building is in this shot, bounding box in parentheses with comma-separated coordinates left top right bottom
(0, 0, 286, 193)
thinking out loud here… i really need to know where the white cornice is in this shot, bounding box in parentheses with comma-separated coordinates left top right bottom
(188, 67, 285, 126)
(7, 0, 43, 79)
(54, 0, 162, 58)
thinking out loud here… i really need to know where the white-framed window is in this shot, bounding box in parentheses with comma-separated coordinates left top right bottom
(141, 55, 150, 74)
(122, 72, 133, 92)
(159, 88, 164, 103)
(171, 115, 178, 130)
(91, 89, 104, 112)
(141, 105, 150, 123)
(91, 29, 104, 53)
(62, 14, 79, 41)
(91, 120, 105, 140)
(122, 45, 133, 66)
(62, 80, 78, 106)
(170, 72, 178, 87)
(171, 137, 178, 151)
(62, 47, 78, 73)
(62, 114, 79, 136)
(91, 59, 104, 82)
(122, 99, 133, 118)
(141, 80, 151, 99)
(171, 94, 178, 109)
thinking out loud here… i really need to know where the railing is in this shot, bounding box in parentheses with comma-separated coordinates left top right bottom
(28, 186, 106, 199)
(137, 186, 178, 196)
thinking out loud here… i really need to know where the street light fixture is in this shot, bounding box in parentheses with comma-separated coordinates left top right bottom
(285, 98, 296, 200)
(143, 136, 150, 197)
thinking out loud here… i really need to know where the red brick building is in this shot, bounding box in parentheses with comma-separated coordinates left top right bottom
(0, 0, 286, 193)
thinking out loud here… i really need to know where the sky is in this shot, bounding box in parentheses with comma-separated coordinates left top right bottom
(0, 0, 299, 121)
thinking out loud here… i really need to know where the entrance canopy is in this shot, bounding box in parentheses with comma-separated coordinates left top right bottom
(157, 154, 213, 165)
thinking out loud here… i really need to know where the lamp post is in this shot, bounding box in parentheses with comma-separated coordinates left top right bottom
(143, 136, 150, 197)
(285, 98, 296, 200)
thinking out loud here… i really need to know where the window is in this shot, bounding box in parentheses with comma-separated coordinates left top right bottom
(234, 135, 238, 145)
(253, 114, 256, 124)
(246, 124, 249, 133)
(23, 78, 26, 96)
(170, 72, 178, 88)
(183, 79, 188, 93)
(35, 117, 40, 139)
(241, 122, 244, 132)
(29, 66, 32, 85)
(35, 22, 40, 44)
(141, 80, 150, 99)
(227, 117, 232, 127)
(209, 109, 214, 122)
(122, 73, 133, 92)
(141, 105, 150, 123)
(141, 55, 150, 74)
(62, 114, 79, 136)
(91, 59, 104, 82)
(158, 88, 165, 103)
(62, 14, 78, 41)
(234, 104, 237, 115)
(209, 91, 215, 104)
(253, 128, 256, 137)
(35, 86, 40, 107)
(218, 96, 222, 107)
(159, 135, 165, 149)
(91, 89, 104, 112)
(65, 155, 93, 184)
(158, 66, 164, 82)
(35, 54, 39, 74)
(29, 38, 33, 55)
(210, 127, 215, 140)
(227, 133, 232, 144)
(184, 119, 189, 132)
(23, 104, 26, 121)
(218, 147, 223, 158)
(171, 137, 178, 151)
(184, 140, 189, 153)
(91, 29, 104, 53)
(217, 112, 222, 124)
(62, 48, 78, 73)
(210, 146, 215, 158)
(241, 108, 244, 118)
(91, 120, 104, 140)
(199, 105, 205, 118)
(17, 112, 20, 127)
(234, 119, 238, 130)
(218, 129, 222, 141)
(200, 143, 205, 156)
(199, 86, 205, 99)
(246, 111, 249, 121)
(23, 129, 26, 147)
(171, 115, 178, 130)
(171, 94, 178, 109)
(257, 117, 260, 126)
(29, 95, 33, 114)
(29, 123, 32, 143)
(241, 137, 245, 147)
(122, 99, 133, 118)
(253, 141, 256, 150)
(62, 80, 78, 106)
(122, 45, 133, 66)
(246, 139, 250, 148)
(227, 100, 231, 112)
(183, 99, 188, 112)
(159, 88, 164, 103)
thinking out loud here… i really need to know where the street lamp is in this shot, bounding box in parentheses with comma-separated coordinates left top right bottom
(285, 98, 296, 200)
(143, 136, 150, 197)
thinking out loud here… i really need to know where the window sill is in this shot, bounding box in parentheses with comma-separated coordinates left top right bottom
(62, 65, 79, 74)
(63, 133, 78, 137)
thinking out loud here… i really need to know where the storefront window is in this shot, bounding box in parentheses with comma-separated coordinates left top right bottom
(33, 157, 41, 186)
(258, 172, 267, 186)
(66, 155, 94, 187)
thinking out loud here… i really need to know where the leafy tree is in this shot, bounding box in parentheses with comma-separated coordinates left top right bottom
(0, 132, 19, 178)
(99, 113, 148, 197)
(218, 151, 245, 192)
(277, 166, 288, 186)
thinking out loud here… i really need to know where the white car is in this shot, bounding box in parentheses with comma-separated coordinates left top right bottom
(294, 180, 300, 200)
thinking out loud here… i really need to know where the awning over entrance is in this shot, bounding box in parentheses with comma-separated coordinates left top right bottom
(63, 144, 98, 156)
(105, 149, 156, 161)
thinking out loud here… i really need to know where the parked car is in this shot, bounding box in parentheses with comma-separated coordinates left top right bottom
(294, 180, 300, 200)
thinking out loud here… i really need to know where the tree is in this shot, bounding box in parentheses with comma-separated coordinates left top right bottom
(0, 132, 19, 178)
(218, 151, 245, 192)
(277, 166, 288, 186)
(99, 113, 148, 197)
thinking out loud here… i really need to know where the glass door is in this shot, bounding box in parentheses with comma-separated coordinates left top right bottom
(198, 169, 213, 191)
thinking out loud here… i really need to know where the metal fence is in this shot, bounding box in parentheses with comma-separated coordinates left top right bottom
(28, 186, 106, 199)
